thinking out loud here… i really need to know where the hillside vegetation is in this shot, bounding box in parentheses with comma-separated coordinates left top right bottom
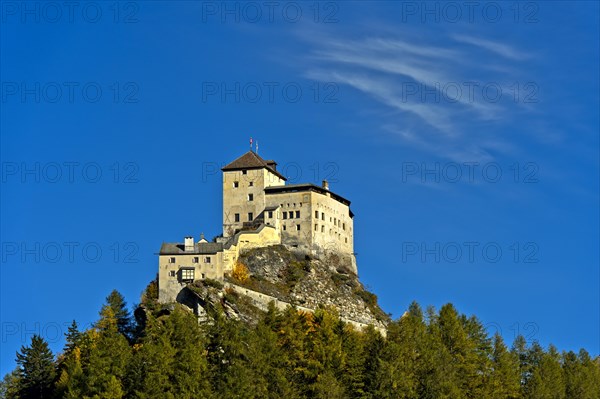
(2, 285, 599, 399)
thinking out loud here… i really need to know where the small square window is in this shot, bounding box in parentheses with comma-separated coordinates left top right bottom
(296, 225, 301, 231)
(205, 257, 211, 263)
(233, 181, 239, 188)
(249, 181, 253, 187)
(296, 211, 300, 218)
(169, 270, 176, 277)
(169, 257, 176, 263)
(242, 170, 247, 175)
(201, 273, 206, 279)
(235, 213, 240, 222)
(193, 257, 199, 263)
(248, 212, 253, 221)
(248, 194, 254, 201)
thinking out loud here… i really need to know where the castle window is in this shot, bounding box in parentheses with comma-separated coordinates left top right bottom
(334, 217, 337, 225)
(345, 237, 348, 243)
(169, 257, 176, 263)
(201, 273, 206, 279)
(180, 268, 194, 282)
(296, 211, 300, 218)
(248, 194, 254, 201)
(283, 225, 286, 231)
(233, 181, 239, 188)
(343, 223, 346, 230)
(169, 270, 176, 277)
(296, 224, 301, 231)
(315, 211, 319, 218)
(193, 257, 199, 263)
(283, 212, 287, 220)
(288, 211, 293, 219)
(235, 213, 240, 222)
(321, 212, 325, 220)
(249, 181, 253, 187)
(268, 211, 273, 218)
(321, 225, 325, 233)
(242, 170, 247, 175)
(248, 212, 253, 221)
(314, 224, 318, 231)
(204, 257, 211, 263)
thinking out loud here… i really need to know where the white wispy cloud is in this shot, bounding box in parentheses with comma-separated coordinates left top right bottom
(297, 28, 534, 162)
(452, 34, 530, 60)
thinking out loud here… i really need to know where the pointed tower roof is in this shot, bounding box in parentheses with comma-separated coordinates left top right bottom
(222, 151, 286, 180)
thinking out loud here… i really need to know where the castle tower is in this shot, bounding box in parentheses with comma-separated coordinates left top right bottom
(221, 151, 286, 237)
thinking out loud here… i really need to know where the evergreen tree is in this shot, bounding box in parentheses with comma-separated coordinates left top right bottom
(55, 320, 84, 399)
(15, 335, 56, 399)
(489, 333, 521, 399)
(76, 306, 131, 398)
(105, 290, 134, 340)
(524, 344, 565, 399)
(0, 369, 21, 399)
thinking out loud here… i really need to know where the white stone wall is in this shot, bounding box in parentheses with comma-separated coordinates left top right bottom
(222, 168, 284, 236)
(158, 252, 224, 303)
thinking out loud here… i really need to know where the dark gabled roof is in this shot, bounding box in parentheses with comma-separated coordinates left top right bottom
(159, 242, 223, 255)
(264, 183, 352, 208)
(222, 151, 287, 181)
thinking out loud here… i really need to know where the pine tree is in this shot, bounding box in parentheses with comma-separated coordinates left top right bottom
(105, 290, 134, 340)
(15, 334, 56, 399)
(489, 333, 521, 399)
(374, 303, 426, 399)
(0, 369, 21, 399)
(55, 320, 84, 399)
(524, 344, 565, 399)
(77, 306, 131, 398)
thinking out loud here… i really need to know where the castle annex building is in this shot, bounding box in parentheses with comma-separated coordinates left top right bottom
(158, 150, 356, 303)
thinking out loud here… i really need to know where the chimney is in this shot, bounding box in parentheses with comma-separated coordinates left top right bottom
(184, 236, 194, 252)
(322, 180, 329, 190)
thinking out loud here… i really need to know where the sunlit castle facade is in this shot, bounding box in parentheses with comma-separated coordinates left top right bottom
(158, 149, 355, 303)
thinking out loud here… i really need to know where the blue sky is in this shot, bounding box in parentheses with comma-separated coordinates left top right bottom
(1, 1, 598, 374)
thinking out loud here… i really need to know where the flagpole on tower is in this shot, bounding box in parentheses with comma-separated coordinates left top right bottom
(250, 137, 253, 151)
(256, 141, 259, 154)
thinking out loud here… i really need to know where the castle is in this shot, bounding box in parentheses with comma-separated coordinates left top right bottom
(158, 150, 356, 303)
